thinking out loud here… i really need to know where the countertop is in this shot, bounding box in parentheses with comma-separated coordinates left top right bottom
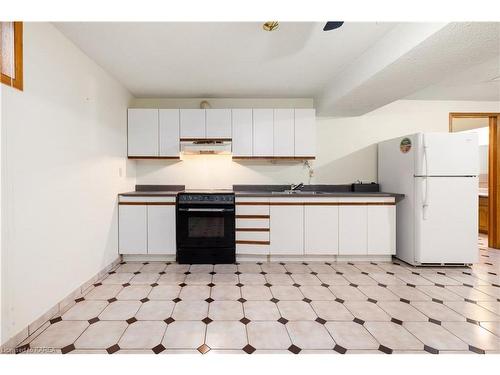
(119, 190, 404, 200)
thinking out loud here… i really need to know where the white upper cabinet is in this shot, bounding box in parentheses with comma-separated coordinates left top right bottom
(180, 109, 205, 138)
(232, 109, 253, 157)
(253, 109, 274, 157)
(128, 109, 159, 157)
(159, 109, 180, 157)
(206, 109, 231, 138)
(273, 109, 295, 157)
(294, 109, 316, 157)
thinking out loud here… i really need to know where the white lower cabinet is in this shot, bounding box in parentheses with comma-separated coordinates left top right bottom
(270, 205, 304, 255)
(119, 205, 148, 254)
(119, 201, 176, 255)
(367, 206, 396, 255)
(147, 205, 176, 255)
(304, 205, 339, 255)
(338, 206, 368, 255)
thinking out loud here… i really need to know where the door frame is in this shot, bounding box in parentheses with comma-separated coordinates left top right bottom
(449, 112, 500, 249)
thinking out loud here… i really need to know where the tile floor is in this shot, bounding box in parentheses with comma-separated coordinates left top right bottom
(16, 235, 500, 354)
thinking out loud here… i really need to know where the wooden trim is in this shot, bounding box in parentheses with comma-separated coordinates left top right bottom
(236, 215, 270, 219)
(180, 138, 232, 142)
(449, 112, 500, 132)
(489, 116, 499, 249)
(236, 240, 270, 245)
(12, 22, 23, 90)
(1, 22, 23, 90)
(128, 156, 180, 160)
(232, 156, 315, 161)
(119, 202, 175, 206)
(269, 202, 395, 206)
(235, 202, 270, 206)
(236, 228, 270, 232)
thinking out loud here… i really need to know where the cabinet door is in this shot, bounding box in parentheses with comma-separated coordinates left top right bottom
(304, 205, 339, 255)
(180, 109, 205, 138)
(232, 109, 253, 157)
(338, 206, 367, 255)
(148, 205, 176, 255)
(206, 109, 231, 138)
(270, 205, 304, 255)
(367, 206, 395, 255)
(159, 109, 180, 157)
(294, 108, 316, 157)
(273, 109, 294, 157)
(128, 109, 158, 156)
(253, 109, 274, 157)
(119, 205, 147, 254)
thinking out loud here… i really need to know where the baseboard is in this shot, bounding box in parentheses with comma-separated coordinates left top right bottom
(0, 256, 122, 353)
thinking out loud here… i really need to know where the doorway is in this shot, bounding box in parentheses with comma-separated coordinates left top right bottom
(449, 113, 500, 249)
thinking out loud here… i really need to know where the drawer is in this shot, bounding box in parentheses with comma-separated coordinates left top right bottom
(119, 196, 176, 204)
(236, 218, 269, 229)
(236, 243, 270, 255)
(236, 204, 270, 216)
(236, 231, 270, 242)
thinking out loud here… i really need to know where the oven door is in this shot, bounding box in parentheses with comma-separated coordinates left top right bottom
(177, 206, 235, 249)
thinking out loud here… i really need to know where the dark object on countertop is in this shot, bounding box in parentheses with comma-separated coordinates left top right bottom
(301, 184, 352, 193)
(351, 182, 380, 193)
(233, 184, 290, 192)
(135, 185, 185, 192)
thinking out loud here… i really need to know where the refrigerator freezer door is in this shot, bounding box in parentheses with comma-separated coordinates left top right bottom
(414, 176, 478, 264)
(415, 133, 479, 176)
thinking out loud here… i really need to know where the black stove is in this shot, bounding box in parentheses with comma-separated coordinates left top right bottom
(176, 191, 235, 264)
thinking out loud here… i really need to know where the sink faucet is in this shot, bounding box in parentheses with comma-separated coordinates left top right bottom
(291, 182, 304, 191)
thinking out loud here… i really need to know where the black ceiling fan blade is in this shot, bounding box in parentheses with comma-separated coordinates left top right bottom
(323, 22, 344, 31)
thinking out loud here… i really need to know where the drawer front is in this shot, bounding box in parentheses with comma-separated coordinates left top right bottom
(236, 231, 270, 242)
(236, 218, 270, 229)
(236, 243, 270, 255)
(119, 196, 176, 204)
(236, 204, 270, 216)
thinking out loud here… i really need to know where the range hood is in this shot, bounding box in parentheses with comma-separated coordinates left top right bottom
(180, 139, 232, 155)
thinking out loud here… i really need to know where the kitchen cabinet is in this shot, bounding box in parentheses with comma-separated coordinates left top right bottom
(273, 109, 295, 157)
(128, 109, 159, 157)
(231, 109, 253, 157)
(253, 109, 274, 157)
(159, 109, 180, 157)
(119, 205, 148, 254)
(294, 109, 315, 157)
(206, 109, 231, 138)
(367, 206, 395, 255)
(147, 205, 176, 254)
(180, 109, 205, 138)
(270, 204, 304, 255)
(479, 196, 488, 234)
(339, 206, 367, 255)
(304, 205, 339, 254)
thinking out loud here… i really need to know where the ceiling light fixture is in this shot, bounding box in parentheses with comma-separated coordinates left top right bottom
(263, 21, 279, 32)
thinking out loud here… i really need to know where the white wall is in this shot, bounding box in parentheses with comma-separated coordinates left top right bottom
(134, 99, 500, 188)
(0, 23, 134, 344)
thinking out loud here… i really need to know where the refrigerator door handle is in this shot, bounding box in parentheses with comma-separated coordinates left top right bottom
(422, 177, 429, 220)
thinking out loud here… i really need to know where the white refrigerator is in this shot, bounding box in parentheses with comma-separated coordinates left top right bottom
(378, 132, 479, 266)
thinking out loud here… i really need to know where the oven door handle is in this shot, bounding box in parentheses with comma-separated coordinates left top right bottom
(178, 208, 234, 212)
